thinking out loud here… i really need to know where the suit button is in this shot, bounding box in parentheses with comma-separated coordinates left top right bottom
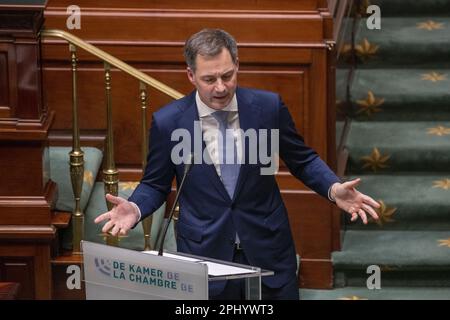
(231, 204, 235, 210)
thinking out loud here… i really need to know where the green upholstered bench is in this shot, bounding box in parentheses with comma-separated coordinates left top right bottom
(49, 146, 103, 212)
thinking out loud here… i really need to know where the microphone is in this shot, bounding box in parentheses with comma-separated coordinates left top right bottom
(158, 153, 194, 256)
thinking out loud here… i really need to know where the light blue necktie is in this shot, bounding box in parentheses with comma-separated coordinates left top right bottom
(212, 110, 241, 245)
(212, 110, 240, 199)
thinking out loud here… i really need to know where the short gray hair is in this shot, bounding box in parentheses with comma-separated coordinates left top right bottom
(184, 29, 238, 71)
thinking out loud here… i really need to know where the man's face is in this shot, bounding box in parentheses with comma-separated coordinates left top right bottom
(187, 49, 238, 110)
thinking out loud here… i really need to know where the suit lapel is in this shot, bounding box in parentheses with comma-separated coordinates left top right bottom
(233, 88, 261, 201)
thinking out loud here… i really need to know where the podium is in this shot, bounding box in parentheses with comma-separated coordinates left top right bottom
(82, 241, 273, 300)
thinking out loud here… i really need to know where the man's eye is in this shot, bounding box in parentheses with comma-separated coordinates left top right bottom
(204, 78, 215, 84)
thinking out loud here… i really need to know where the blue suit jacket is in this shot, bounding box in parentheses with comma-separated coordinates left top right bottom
(129, 87, 340, 294)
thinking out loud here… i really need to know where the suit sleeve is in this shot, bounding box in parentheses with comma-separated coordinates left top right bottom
(278, 96, 341, 199)
(128, 115, 175, 220)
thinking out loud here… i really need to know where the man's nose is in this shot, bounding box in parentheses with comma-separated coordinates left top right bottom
(215, 79, 226, 92)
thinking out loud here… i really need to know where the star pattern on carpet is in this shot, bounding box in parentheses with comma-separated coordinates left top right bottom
(340, 38, 379, 63)
(421, 72, 447, 82)
(119, 181, 139, 190)
(370, 200, 396, 226)
(355, 38, 379, 60)
(361, 147, 390, 172)
(427, 125, 450, 136)
(356, 91, 384, 117)
(83, 170, 94, 186)
(432, 179, 450, 190)
(338, 295, 368, 300)
(437, 238, 450, 248)
(416, 20, 445, 31)
(380, 265, 399, 272)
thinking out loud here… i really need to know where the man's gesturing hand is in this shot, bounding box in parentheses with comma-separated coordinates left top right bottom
(94, 194, 140, 236)
(331, 178, 380, 224)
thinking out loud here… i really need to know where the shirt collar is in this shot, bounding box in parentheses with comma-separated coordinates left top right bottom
(196, 91, 238, 118)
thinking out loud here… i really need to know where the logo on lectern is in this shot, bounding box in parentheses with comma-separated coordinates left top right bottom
(94, 257, 112, 277)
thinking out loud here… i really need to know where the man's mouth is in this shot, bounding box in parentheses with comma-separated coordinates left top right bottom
(214, 95, 228, 100)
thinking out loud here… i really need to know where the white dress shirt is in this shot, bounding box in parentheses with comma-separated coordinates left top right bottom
(195, 91, 242, 177)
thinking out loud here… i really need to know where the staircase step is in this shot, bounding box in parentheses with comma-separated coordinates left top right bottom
(333, 230, 450, 286)
(352, 17, 450, 67)
(334, 230, 450, 267)
(300, 286, 450, 300)
(342, 174, 450, 230)
(335, 268, 450, 287)
(51, 251, 83, 265)
(371, 0, 450, 17)
(348, 69, 450, 121)
(52, 211, 71, 229)
(346, 121, 450, 173)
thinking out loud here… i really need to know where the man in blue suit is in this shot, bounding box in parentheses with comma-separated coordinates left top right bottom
(95, 29, 380, 300)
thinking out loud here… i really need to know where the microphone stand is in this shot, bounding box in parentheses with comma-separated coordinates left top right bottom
(158, 154, 193, 256)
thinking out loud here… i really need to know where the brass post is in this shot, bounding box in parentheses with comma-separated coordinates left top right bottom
(173, 204, 180, 222)
(140, 82, 153, 251)
(172, 204, 179, 237)
(69, 44, 85, 254)
(102, 62, 119, 246)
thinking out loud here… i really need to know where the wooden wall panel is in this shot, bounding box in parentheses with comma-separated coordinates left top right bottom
(0, 142, 46, 196)
(15, 42, 44, 119)
(43, 61, 324, 166)
(0, 240, 54, 300)
(0, 257, 35, 299)
(47, 0, 320, 11)
(0, 40, 44, 120)
(0, 43, 17, 119)
(282, 191, 334, 287)
(0, 51, 9, 117)
(0, 4, 57, 301)
(44, 14, 324, 43)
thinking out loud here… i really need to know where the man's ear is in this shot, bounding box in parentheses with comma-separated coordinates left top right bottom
(186, 67, 196, 86)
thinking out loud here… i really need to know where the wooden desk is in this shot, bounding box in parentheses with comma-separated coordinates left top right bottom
(0, 282, 20, 300)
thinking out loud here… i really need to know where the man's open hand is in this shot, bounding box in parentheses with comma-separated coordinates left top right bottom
(94, 194, 140, 236)
(331, 178, 380, 224)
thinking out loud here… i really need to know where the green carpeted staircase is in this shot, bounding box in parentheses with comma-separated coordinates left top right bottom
(302, 0, 450, 300)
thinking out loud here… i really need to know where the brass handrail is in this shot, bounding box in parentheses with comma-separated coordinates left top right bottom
(41, 29, 184, 252)
(41, 29, 184, 100)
